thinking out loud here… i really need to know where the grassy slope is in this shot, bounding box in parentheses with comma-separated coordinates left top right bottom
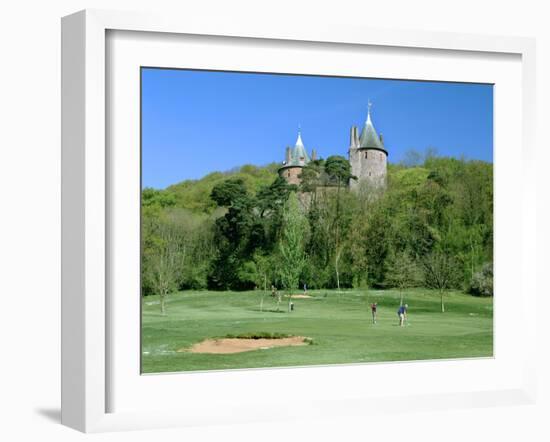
(141, 288, 493, 373)
(160, 163, 431, 213)
(165, 163, 279, 213)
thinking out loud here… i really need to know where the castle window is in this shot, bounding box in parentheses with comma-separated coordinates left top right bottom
(287, 171, 291, 177)
(365, 152, 368, 158)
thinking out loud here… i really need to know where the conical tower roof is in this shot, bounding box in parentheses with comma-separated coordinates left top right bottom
(359, 104, 385, 151)
(290, 130, 310, 165)
(279, 128, 311, 170)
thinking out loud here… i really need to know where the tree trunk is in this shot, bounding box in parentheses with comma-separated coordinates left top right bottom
(158, 271, 166, 315)
(440, 290, 445, 313)
(288, 291, 292, 313)
(470, 236, 475, 280)
(400, 287, 404, 306)
(260, 274, 266, 312)
(335, 247, 342, 295)
(160, 291, 166, 315)
(335, 181, 341, 295)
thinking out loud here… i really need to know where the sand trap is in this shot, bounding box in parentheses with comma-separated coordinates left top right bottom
(285, 294, 312, 299)
(181, 336, 309, 354)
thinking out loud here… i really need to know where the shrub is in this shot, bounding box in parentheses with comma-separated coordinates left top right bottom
(468, 262, 493, 296)
(223, 332, 292, 339)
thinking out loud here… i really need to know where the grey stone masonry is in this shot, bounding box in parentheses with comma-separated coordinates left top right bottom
(279, 104, 387, 190)
(349, 105, 387, 190)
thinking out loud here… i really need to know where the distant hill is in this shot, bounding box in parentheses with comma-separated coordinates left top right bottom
(157, 163, 280, 213)
(147, 158, 490, 215)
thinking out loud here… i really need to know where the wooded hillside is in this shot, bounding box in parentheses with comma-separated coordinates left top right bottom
(141, 155, 493, 301)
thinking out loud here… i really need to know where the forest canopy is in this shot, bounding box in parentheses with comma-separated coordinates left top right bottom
(141, 155, 493, 301)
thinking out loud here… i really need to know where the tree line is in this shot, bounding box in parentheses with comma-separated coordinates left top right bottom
(141, 153, 493, 313)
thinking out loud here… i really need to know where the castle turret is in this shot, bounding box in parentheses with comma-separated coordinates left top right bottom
(349, 125, 360, 149)
(349, 102, 388, 190)
(278, 129, 311, 185)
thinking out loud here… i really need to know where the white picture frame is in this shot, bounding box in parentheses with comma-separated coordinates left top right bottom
(61, 9, 537, 433)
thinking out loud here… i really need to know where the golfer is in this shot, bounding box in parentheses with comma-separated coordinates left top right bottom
(397, 304, 408, 327)
(370, 302, 378, 324)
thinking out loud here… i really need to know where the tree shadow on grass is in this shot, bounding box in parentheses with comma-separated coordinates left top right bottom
(248, 308, 287, 314)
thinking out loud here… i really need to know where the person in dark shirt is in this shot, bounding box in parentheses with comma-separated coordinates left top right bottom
(370, 302, 378, 324)
(397, 304, 408, 327)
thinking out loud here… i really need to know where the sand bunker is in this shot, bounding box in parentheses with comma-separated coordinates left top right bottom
(285, 294, 312, 299)
(181, 336, 309, 354)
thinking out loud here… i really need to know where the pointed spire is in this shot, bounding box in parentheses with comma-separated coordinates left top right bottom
(295, 124, 304, 148)
(288, 125, 310, 166)
(366, 99, 373, 125)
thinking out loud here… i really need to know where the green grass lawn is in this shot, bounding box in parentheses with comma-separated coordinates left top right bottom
(141, 288, 493, 373)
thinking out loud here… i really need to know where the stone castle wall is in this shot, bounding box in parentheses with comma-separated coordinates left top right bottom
(350, 148, 387, 189)
(279, 166, 303, 186)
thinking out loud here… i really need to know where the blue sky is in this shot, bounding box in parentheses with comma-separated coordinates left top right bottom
(142, 68, 493, 189)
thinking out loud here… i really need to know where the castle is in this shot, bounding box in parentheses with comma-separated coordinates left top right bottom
(278, 103, 388, 190)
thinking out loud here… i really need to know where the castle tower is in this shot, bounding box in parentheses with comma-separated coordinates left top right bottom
(278, 129, 313, 185)
(349, 102, 388, 190)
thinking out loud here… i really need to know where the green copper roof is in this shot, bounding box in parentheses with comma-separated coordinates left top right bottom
(359, 108, 385, 150)
(282, 131, 311, 168)
(291, 132, 310, 164)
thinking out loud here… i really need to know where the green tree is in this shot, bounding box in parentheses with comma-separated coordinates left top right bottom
(278, 192, 308, 312)
(142, 187, 176, 209)
(209, 179, 257, 289)
(256, 176, 294, 251)
(299, 159, 327, 207)
(364, 201, 392, 287)
(210, 178, 250, 207)
(344, 212, 370, 288)
(303, 192, 332, 289)
(208, 176, 294, 289)
(324, 155, 356, 290)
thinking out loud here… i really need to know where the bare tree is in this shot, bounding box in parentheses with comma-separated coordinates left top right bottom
(385, 251, 421, 306)
(253, 252, 272, 312)
(421, 249, 459, 313)
(143, 219, 182, 314)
